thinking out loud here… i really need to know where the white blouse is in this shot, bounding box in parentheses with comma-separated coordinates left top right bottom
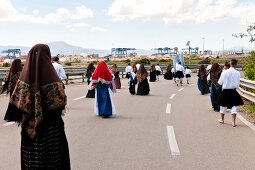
(218, 67, 240, 89)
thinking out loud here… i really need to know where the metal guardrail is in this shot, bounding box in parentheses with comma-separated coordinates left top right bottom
(0, 64, 244, 86)
(238, 78, 255, 103)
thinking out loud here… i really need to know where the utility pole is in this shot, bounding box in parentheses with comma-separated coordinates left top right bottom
(202, 37, 205, 58)
(222, 39, 224, 57)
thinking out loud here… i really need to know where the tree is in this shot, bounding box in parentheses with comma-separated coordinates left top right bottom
(244, 51, 255, 80)
(232, 23, 255, 43)
(233, 23, 255, 80)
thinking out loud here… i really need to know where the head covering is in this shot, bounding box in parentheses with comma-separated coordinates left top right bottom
(167, 64, 172, 72)
(86, 63, 95, 78)
(9, 44, 66, 129)
(150, 64, 156, 71)
(136, 64, 148, 82)
(92, 61, 112, 84)
(198, 64, 207, 77)
(210, 63, 222, 83)
(1, 59, 22, 94)
(111, 64, 118, 74)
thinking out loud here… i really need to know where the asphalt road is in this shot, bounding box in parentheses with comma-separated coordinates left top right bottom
(0, 75, 255, 170)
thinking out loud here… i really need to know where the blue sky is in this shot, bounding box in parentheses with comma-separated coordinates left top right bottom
(0, 0, 255, 51)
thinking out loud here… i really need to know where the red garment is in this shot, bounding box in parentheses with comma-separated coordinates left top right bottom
(92, 61, 112, 83)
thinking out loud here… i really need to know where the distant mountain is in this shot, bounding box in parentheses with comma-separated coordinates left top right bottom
(0, 41, 110, 56)
(47, 41, 110, 56)
(225, 46, 254, 53)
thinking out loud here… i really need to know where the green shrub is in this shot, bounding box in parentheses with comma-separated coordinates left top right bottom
(198, 57, 211, 64)
(64, 62, 72, 66)
(150, 58, 159, 62)
(159, 59, 168, 62)
(244, 51, 255, 80)
(124, 59, 131, 63)
(190, 54, 199, 59)
(2, 62, 10, 67)
(139, 58, 150, 65)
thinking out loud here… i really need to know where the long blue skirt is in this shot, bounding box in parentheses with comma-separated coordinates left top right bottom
(96, 84, 113, 116)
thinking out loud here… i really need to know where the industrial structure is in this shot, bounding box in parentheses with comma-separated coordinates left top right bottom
(152, 47, 178, 55)
(111, 48, 136, 57)
(1, 49, 21, 59)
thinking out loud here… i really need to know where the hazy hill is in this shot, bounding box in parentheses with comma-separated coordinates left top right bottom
(0, 41, 110, 56)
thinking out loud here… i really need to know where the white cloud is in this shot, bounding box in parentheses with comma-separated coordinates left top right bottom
(0, 0, 18, 18)
(108, 0, 255, 25)
(0, 0, 93, 25)
(90, 26, 107, 33)
(71, 22, 90, 28)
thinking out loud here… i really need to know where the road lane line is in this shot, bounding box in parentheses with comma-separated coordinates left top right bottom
(73, 96, 86, 101)
(166, 104, 171, 114)
(2, 122, 15, 127)
(178, 88, 184, 92)
(166, 126, 180, 156)
(169, 94, 176, 100)
(237, 114, 255, 131)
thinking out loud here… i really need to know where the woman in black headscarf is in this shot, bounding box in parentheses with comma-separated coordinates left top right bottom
(5, 44, 70, 170)
(111, 64, 121, 89)
(209, 63, 222, 111)
(86, 63, 95, 98)
(1, 59, 22, 121)
(1, 59, 22, 96)
(197, 64, 210, 95)
(149, 64, 157, 82)
(136, 64, 150, 95)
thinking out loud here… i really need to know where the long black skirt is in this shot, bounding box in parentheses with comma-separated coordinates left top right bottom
(218, 89, 244, 108)
(149, 71, 156, 82)
(86, 89, 95, 98)
(21, 114, 70, 170)
(137, 79, 150, 95)
(129, 82, 136, 95)
(164, 72, 173, 80)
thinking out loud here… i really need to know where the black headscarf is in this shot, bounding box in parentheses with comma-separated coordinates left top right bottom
(8, 44, 66, 138)
(1, 59, 22, 94)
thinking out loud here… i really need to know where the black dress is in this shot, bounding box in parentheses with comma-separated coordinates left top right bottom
(164, 71, 173, 80)
(6, 105, 71, 170)
(114, 71, 121, 89)
(86, 79, 95, 98)
(137, 78, 150, 95)
(149, 70, 157, 82)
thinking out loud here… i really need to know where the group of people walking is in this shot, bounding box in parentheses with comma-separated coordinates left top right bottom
(0, 42, 245, 170)
(197, 60, 244, 127)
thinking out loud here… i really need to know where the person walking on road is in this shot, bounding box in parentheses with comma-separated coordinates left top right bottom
(111, 64, 121, 89)
(209, 63, 222, 112)
(128, 72, 137, 95)
(164, 64, 173, 80)
(125, 63, 133, 79)
(52, 56, 68, 84)
(1, 59, 22, 97)
(175, 62, 184, 86)
(1, 59, 23, 122)
(184, 66, 192, 84)
(155, 64, 162, 81)
(149, 64, 157, 82)
(5, 44, 70, 169)
(218, 59, 244, 127)
(197, 64, 210, 95)
(136, 64, 150, 95)
(86, 63, 95, 98)
(91, 61, 116, 118)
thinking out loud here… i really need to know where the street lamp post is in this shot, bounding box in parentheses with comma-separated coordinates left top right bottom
(222, 39, 224, 57)
(202, 37, 205, 57)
